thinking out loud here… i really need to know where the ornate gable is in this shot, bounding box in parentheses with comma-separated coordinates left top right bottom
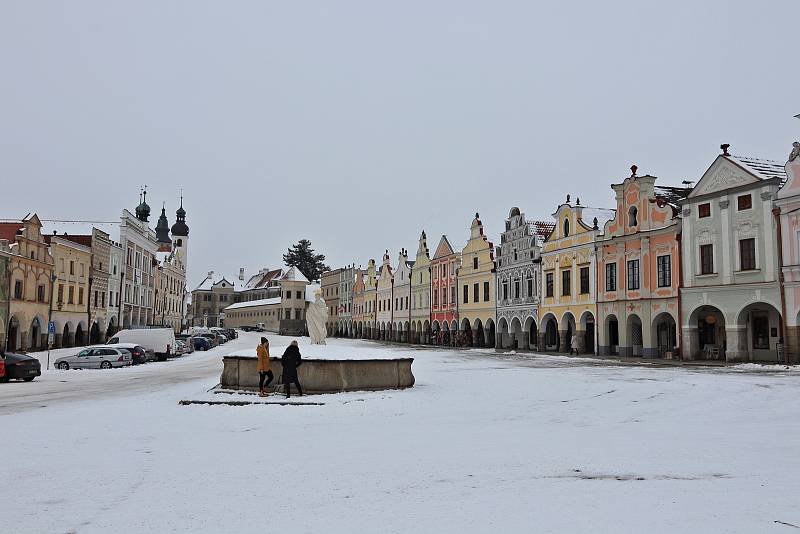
(689, 156, 759, 198)
(433, 235, 454, 260)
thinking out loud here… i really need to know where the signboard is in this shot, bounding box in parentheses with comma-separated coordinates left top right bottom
(48, 321, 56, 334)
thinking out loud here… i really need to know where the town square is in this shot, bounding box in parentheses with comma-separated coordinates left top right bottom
(1, 1, 799, 533)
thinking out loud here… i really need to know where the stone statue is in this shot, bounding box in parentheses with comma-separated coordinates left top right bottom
(789, 141, 800, 163)
(306, 290, 328, 344)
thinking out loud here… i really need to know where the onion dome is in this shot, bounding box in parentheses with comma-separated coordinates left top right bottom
(156, 204, 171, 250)
(135, 189, 151, 222)
(171, 196, 189, 237)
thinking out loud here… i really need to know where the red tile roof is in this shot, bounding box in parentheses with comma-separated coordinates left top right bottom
(0, 222, 23, 243)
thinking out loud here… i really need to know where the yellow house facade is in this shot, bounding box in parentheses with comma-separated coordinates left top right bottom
(362, 258, 378, 339)
(539, 198, 609, 354)
(47, 235, 94, 348)
(457, 213, 497, 347)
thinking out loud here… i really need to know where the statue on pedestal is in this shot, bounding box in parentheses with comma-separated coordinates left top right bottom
(306, 290, 328, 345)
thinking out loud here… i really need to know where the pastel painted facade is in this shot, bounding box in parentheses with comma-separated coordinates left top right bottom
(680, 150, 786, 362)
(47, 235, 93, 348)
(0, 214, 54, 352)
(457, 214, 496, 347)
(539, 198, 608, 354)
(120, 201, 158, 329)
(0, 247, 11, 350)
(495, 208, 549, 350)
(351, 268, 366, 338)
(430, 235, 460, 345)
(596, 170, 684, 358)
(410, 231, 431, 344)
(320, 268, 341, 336)
(362, 259, 378, 339)
(392, 249, 413, 342)
(337, 264, 356, 337)
(775, 144, 800, 363)
(376, 251, 394, 341)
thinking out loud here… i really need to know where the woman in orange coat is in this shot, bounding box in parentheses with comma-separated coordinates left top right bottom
(257, 337, 273, 397)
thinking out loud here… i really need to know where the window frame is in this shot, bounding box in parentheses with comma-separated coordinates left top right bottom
(656, 254, 672, 287)
(627, 259, 640, 290)
(605, 262, 617, 292)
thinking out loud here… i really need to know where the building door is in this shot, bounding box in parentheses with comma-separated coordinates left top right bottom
(584, 320, 595, 354)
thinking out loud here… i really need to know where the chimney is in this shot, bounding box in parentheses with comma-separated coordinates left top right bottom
(239, 267, 245, 281)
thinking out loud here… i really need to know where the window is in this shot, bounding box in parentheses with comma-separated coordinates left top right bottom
(473, 283, 479, 303)
(700, 244, 714, 274)
(740, 238, 756, 270)
(513, 249, 518, 261)
(451, 286, 456, 305)
(546, 273, 554, 297)
(441, 289, 447, 306)
(434, 289, 438, 307)
(526, 277, 533, 297)
(737, 194, 752, 211)
(463, 285, 468, 304)
(68, 286, 75, 304)
(442, 264, 447, 278)
(563, 219, 570, 237)
(94, 291, 98, 308)
(58, 284, 64, 303)
(70, 261, 75, 275)
(483, 281, 490, 301)
(657, 255, 671, 287)
(473, 257, 478, 270)
(627, 260, 640, 290)
(514, 280, 520, 299)
(502, 282, 508, 300)
(296, 291, 302, 299)
(285, 291, 291, 299)
(14, 280, 23, 299)
(561, 270, 571, 296)
(38, 284, 46, 303)
(605, 263, 617, 291)
(580, 266, 590, 294)
(628, 206, 638, 227)
(698, 203, 711, 218)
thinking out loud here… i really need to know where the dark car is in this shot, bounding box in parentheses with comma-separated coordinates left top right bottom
(191, 336, 211, 351)
(241, 326, 255, 332)
(114, 344, 149, 365)
(0, 353, 42, 382)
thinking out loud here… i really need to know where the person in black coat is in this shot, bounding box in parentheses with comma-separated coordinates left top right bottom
(281, 340, 303, 398)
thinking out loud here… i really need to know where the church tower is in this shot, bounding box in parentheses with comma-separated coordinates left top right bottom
(170, 196, 189, 270)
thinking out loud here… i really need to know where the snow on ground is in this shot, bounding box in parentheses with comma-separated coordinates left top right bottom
(3, 332, 800, 533)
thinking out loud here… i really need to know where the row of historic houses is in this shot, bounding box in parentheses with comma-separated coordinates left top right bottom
(0, 192, 189, 353)
(329, 141, 800, 364)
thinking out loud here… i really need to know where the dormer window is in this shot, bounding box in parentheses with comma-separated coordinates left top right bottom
(628, 206, 638, 227)
(563, 219, 570, 237)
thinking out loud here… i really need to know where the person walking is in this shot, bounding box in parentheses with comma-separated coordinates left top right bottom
(570, 333, 579, 355)
(281, 340, 303, 399)
(257, 337, 273, 397)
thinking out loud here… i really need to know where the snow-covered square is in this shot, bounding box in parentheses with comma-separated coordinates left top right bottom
(2, 331, 799, 533)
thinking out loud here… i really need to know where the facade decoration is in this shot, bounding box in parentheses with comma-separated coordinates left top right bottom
(0, 214, 54, 352)
(376, 251, 394, 341)
(776, 141, 800, 363)
(392, 249, 413, 343)
(495, 208, 549, 349)
(681, 148, 787, 362)
(596, 168, 685, 358)
(430, 235, 460, 345)
(409, 231, 431, 344)
(539, 197, 609, 353)
(457, 213, 497, 347)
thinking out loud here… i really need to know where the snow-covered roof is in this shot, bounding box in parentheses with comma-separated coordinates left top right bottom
(729, 155, 788, 184)
(223, 297, 281, 311)
(281, 266, 310, 283)
(194, 275, 214, 291)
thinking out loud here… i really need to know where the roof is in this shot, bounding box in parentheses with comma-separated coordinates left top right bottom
(224, 297, 281, 311)
(42, 221, 119, 241)
(654, 185, 692, 208)
(530, 220, 555, 239)
(729, 155, 788, 184)
(0, 222, 22, 242)
(281, 266, 310, 283)
(243, 268, 283, 290)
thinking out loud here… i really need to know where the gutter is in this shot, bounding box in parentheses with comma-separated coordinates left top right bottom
(774, 206, 789, 364)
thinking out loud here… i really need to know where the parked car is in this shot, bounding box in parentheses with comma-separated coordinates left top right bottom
(55, 346, 133, 370)
(0, 356, 5, 380)
(255, 323, 266, 332)
(109, 343, 149, 365)
(0, 352, 41, 382)
(241, 325, 255, 332)
(108, 328, 176, 361)
(224, 328, 238, 340)
(175, 339, 192, 355)
(198, 333, 219, 348)
(191, 336, 211, 351)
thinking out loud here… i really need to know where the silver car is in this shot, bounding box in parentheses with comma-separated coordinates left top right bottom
(55, 346, 133, 370)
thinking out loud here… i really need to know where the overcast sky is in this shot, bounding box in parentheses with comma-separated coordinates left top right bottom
(1, 1, 798, 286)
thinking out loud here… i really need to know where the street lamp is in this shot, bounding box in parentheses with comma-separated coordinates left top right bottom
(46, 272, 56, 370)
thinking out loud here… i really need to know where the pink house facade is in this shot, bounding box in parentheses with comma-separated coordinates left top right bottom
(775, 143, 800, 362)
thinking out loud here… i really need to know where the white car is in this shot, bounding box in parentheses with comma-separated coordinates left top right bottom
(108, 328, 176, 361)
(55, 346, 133, 370)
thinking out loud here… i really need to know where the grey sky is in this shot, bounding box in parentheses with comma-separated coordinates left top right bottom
(1, 1, 798, 286)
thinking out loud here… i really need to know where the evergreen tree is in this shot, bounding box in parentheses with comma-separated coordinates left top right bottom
(283, 239, 330, 281)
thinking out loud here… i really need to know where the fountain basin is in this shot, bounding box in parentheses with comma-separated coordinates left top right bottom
(220, 356, 415, 393)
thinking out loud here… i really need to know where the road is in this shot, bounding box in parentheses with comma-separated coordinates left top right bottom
(0, 331, 263, 416)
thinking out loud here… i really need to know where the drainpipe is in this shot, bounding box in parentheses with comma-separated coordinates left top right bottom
(676, 231, 684, 360)
(774, 206, 789, 364)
